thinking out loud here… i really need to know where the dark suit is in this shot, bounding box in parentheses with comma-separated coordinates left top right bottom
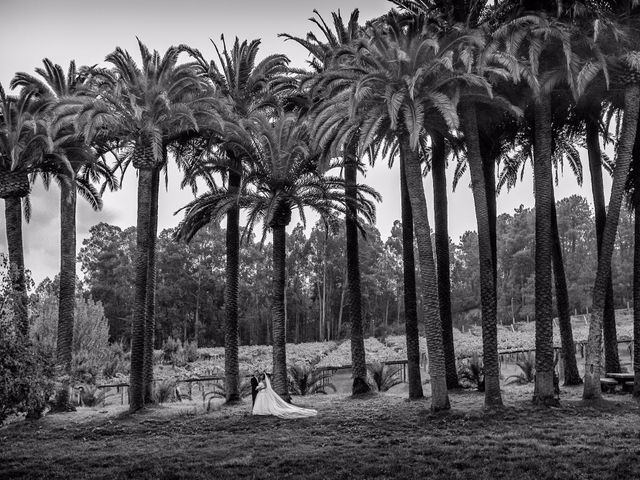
(251, 376, 259, 406)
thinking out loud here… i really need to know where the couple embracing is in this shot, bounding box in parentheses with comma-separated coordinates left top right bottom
(250, 371, 317, 419)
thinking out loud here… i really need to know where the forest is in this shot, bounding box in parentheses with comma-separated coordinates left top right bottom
(28, 193, 633, 349)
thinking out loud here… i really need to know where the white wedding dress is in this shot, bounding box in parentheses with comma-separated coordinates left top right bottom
(252, 375, 317, 419)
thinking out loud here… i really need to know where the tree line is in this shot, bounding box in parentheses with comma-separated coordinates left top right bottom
(59, 192, 631, 347)
(2, 0, 640, 413)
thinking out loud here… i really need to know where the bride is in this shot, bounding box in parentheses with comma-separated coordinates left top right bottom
(252, 373, 317, 419)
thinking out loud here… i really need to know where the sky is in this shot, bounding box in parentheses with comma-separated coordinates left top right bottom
(0, 0, 612, 285)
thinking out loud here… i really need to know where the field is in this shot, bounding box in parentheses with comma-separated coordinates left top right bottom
(2, 384, 640, 479)
(147, 313, 635, 386)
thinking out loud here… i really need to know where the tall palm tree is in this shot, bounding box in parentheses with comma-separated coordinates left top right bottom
(182, 37, 291, 403)
(583, 52, 640, 399)
(0, 85, 65, 335)
(281, 9, 376, 395)
(392, 0, 508, 398)
(627, 117, 640, 397)
(342, 11, 471, 410)
(12, 59, 117, 411)
(496, 118, 584, 386)
(583, 104, 621, 373)
(12, 59, 117, 381)
(430, 130, 459, 389)
(178, 112, 378, 401)
(74, 40, 214, 411)
(494, 12, 605, 404)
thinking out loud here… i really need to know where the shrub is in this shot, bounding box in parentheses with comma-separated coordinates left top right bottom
(288, 365, 336, 395)
(162, 337, 182, 363)
(30, 291, 112, 383)
(162, 338, 199, 366)
(506, 352, 536, 385)
(76, 384, 105, 407)
(154, 380, 178, 404)
(153, 350, 164, 366)
(183, 341, 199, 363)
(366, 362, 404, 392)
(71, 350, 103, 384)
(0, 332, 55, 424)
(102, 342, 130, 379)
(457, 353, 485, 392)
(30, 293, 110, 356)
(204, 378, 253, 410)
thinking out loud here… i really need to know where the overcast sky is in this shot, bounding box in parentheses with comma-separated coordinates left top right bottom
(0, 0, 610, 285)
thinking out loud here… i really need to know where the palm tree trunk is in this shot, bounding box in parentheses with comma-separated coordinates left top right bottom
(4, 196, 28, 336)
(345, 134, 370, 395)
(532, 95, 558, 405)
(399, 132, 449, 411)
(52, 179, 77, 412)
(400, 159, 423, 400)
(225, 168, 241, 403)
(57, 179, 76, 373)
(459, 104, 502, 407)
(271, 224, 290, 401)
(479, 138, 498, 286)
(129, 168, 153, 412)
(143, 167, 159, 404)
(432, 132, 458, 389)
(586, 114, 620, 373)
(633, 204, 640, 397)
(584, 83, 640, 399)
(550, 190, 582, 385)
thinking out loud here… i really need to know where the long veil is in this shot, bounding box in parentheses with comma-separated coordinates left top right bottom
(258, 373, 317, 419)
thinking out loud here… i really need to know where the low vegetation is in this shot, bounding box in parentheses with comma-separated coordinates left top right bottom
(2, 386, 639, 479)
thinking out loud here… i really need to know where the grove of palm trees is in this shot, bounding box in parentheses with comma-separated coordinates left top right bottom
(2, 0, 640, 478)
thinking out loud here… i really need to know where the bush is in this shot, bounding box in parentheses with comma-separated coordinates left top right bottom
(102, 342, 130, 379)
(30, 291, 113, 383)
(288, 365, 336, 395)
(162, 337, 182, 364)
(505, 352, 536, 385)
(457, 353, 485, 392)
(366, 362, 404, 392)
(154, 380, 178, 403)
(76, 384, 105, 407)
(162, 338, 199, 366)
(183, 341, 199, 363)
(0, 331, 55, 424)
(31, 293, 110, 356)
(71, 350, 102, 384)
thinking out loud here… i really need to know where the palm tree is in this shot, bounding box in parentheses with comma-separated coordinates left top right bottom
(12, 59, 117, 383)
(0, 85, 65, 336)
(583, 52, 640, 399)
(430, 130, 459, 389)
(496, 119, 584, 386)
(391, 0, 509, 399)
(74, 40, 213, 411)
(181, 36, 291, 403)
(342, 12, 469, 410)
(627, 118, 640, 397)
(12, 59, 117, 411)
(281, 9, 375, 395)
(583, 103, 621, 373)
(178, 112, 377, 401)
(494, 12, 605, 404)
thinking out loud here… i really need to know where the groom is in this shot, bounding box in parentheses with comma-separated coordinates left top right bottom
(250, 371, 260, 407)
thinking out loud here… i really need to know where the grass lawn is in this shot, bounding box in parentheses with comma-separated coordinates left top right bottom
(2, 384, 640, 480)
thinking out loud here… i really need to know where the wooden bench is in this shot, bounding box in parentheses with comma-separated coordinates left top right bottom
(600, 377, 618, 393)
